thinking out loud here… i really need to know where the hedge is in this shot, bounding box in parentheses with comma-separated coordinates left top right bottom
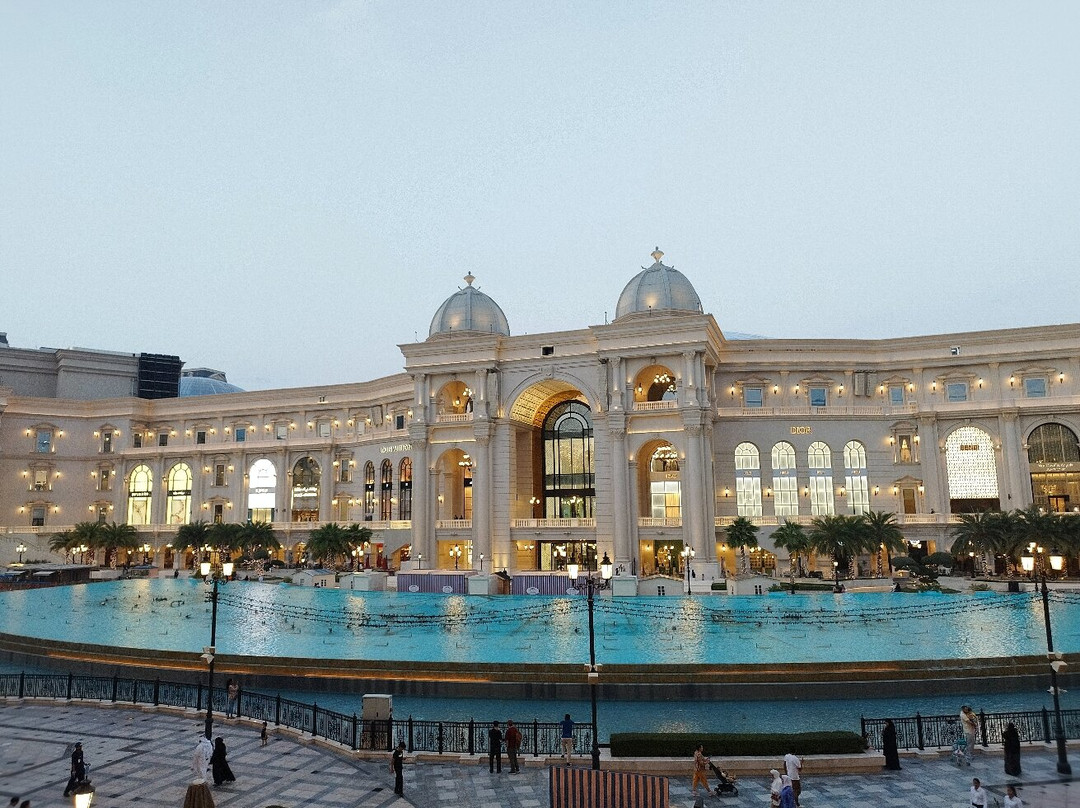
(610, 731, 865, 758)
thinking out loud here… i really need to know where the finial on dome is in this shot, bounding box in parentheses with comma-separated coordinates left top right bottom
(464, 272, 475, 286)
(651, 247, 664, 264)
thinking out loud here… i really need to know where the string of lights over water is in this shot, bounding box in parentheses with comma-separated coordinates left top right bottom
(2, 579, 1079, 665)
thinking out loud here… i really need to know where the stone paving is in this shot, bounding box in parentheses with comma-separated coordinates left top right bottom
(0, 702, 1077, 807)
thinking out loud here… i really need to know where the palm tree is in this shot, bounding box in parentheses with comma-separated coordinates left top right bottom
(48, 529, 76, 560)
(345, 523, 374, 569)
(70, 521, 105, 565)
(239, 521, 280, 558)
(176, 521, 212, 568)
(771, 520, 812, 593)
(307, 523, 352, 568)
(809, 514, 866, 585)
(208, 521, 243, 557)
(98, 521, 139, 568)
(860, 511, 906, 577)
(724, 516, 759, 575)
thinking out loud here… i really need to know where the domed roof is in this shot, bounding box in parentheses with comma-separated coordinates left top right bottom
(428, 273, 510, 338)
(179, 368, 244, 397)
(615, 248, 703, 321)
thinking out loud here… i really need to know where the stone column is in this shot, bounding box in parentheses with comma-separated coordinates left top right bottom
(409, 436, 430, 560)
(918, 416, 944, 514)
(682, 422, 707, 556)
(999, 410, 1026, 509)
(609, 414, 630, 566)
(472, 429, 493, 569)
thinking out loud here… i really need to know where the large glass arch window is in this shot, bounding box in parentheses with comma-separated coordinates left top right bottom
(542, 400, 595, 518)
(363, 461, 375, 520)
(649, 444, 681, 519)
(771, 442, 798, 517)
(248, 458, 277, 523)
(843, 441, 869, 514)
(166, 463, 193, 525)
(127, 464, 153, 525)
(735, 442, 762, 517)
(945, 426, 1000, 512)
(399, 458, 413, 521)
(380, 459, 393, 520)
(1027, 423, 1080, 512)
(291, 457, 321, 522)
(808, 441, 835, 516)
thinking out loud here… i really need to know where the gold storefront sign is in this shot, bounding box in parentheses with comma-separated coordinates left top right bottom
(790, 426, 812, 435)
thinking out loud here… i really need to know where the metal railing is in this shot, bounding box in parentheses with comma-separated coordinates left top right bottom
(862, 708, 1080, 751)
(0, 671, 591, 755)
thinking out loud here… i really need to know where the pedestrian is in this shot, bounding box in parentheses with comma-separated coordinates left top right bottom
(391, 741, 406, 795)
(560, 713, 575, 765)
(1003, 784, 1023, 807)
(225, 679, 239, 718)
(882, 719, 901, 770)
(691, 744, 711, 796)
(768, 768, 782, 808)
(9, 796, 20, 807)
(192, 734, 214, 782)
(960, 705, 979, 760)
(18, 802, 29, 808)
(783, 748, 802, 807)
(970, 777, 988, 808)
(779, 775, 796, 808)
(261, 721, 269, 746)
(1002, 721, 1021, 775)
(488, 721, 503, 773)
(62, 741, 86, 797)
(211, 737, 236, 787)
(505, 719, 522, 773)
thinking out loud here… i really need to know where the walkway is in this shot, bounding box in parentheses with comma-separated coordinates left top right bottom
(0, 703, 1076, 807)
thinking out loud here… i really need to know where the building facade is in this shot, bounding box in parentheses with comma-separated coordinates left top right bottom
(2, 252, 1079, 585)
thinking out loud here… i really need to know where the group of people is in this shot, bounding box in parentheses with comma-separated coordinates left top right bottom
(691, 745, 801, 807)
(484, 719, 524, 773)
(192, 733, 236, 787)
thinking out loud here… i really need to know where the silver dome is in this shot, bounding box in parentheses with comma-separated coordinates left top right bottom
(428, 274, 510, 338)
(615, 248, 703, 321)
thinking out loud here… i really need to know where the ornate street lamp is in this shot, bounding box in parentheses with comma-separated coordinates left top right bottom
(72, 780, 95, 808)
(449, 544, 462, 570)
(680, 546, 696, 595)
(479, 552, 485, 572)
(568, 551, 613, 770)
(201, 559, 234, 740)
(16, 542, 26, 563)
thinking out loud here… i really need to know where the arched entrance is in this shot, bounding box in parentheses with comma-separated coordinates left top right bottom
(944, 426, 1000, 512)
(1027, 422, 1080, 512)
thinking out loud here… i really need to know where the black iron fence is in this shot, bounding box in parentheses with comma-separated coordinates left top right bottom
(0, 671, 591, 755)
(863, 708, 1080, 751)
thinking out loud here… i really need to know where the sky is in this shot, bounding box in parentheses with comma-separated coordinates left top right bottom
(2, 1, 1078, 391)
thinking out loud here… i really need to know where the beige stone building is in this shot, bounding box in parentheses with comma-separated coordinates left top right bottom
(2, 251, 1079, 589)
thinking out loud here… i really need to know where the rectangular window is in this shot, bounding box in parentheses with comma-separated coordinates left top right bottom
(98, 470, 112, 492)
(234, 427, 246, 442)
(318, 422, 332, 438)
(395, 414, 406, 430)
(33, 469, 49, 491)
(743, 388, 763, 408)
(31, 506, 46, 527)
(35, 430, 52, 453)
(214, 463, 226, 487)
(946, 382, 968, 402)
(213, 503, 224, 524)
(1024, 378, 1047, 398)
(133, 433, 143, 448)
(889, 385, 905, 406)
(101, 431, 113, 454)
(158, 432, 169, 447)
(809, 387, 828, 407)
(275, 424, 288, 440)
(196, 430, 207, 445)
(339, 464, 351, 483)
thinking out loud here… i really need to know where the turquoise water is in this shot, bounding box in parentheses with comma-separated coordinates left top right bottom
(2, 579, 1078, 664)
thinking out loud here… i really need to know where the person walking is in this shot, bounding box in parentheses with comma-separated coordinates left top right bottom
(225, 679, 239, 719)
(960, 705, 979, 762)
(691, 744, 711, 797)
(560, 714, 575, 765)
(261, 721, 269, 746)
(779, 775, 796, 808)
(882, 719, 901, 770)
(768, 768, 783, 808)
(210, 737, 236, 787)
(1002, 721, 1022, 775)
(970, 777, 988, 808)
(1003, 784, 1023, 807)
(783, 748, 802, 807)
(391, 741, 406, 795)
(62, 741, 86, 798)
(192, 734, 213, 782)
(505, 719, 522, 773)
(488, 721, 503, 773)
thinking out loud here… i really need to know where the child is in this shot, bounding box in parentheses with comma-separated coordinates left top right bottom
(261, 722, 268, 746)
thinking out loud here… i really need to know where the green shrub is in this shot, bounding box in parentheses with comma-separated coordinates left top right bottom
(710, 581, 727, 591)
(610, 731, 865, 758)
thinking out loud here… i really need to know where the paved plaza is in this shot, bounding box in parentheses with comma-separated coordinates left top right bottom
(0, 702, 1076, 808)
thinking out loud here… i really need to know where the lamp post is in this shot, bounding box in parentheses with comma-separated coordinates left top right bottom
(450, 544, 461, 570)
(479, 552, 485, 572)
(529, 496, 541, 518)
(1022, 549, 1071, 775)
(201, 559, 233, 741)
(832, 559, 841, 593)
(680, 546, 695, 594)
(77, 544, 88, 565)
(72, 780, 95, 807)
(141, 543, 151, 565)
(16, 542, 26, 563)
(416, 553, 423, 570)
(568, 551, 613, 770)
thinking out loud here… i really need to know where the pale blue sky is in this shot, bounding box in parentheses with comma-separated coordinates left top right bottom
(2, 2, 1078, 390)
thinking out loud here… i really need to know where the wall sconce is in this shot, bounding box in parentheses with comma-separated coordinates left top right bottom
(722, 488, 730, 497)
(729, 386, 735, 397)
(931, 381, 937, 391)
(977, 378, 984, 388)
(347, 418, 354, 426)
(918, 484, 925, 493)
(907, 383, 914, 392)
(93, 430, 100, 437)
(772, 385, 779, 394)
(838, 487, 846, 497)
(873, 486, 880, 495)
(1060, 372, 1066, 383)
(437, 495, 445, 503)
(892, 486, 899, 495)
(878, 385, 885, 394)
(794, 384, 800, 395)
(764, 488, 773, 498)
(1009, 376, 1015, 387)
(888, 436, 895, 445)
(802, 487, 809, 497)
(837, 384, 844, 396)
(913, 435, 920, 444)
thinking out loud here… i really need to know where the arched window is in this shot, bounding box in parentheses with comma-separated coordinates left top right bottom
(380, 459, 393, 520)
(734, 442, 762, 517)
(542, 400, 595, 517)
(649, 445, 681, 519)
(1027, 423, 1080, 512)
(399, 458, 412, 520)
(363, 461, 375, 520)
(770, 442, 798, 517)
(843, 441, 869, 515)
(166, 463, 192, 525)
(291, 457, 321, 522)
(808, 441, 834, 516)
(945, 426, 999, 511)
(247, 459, 277, 523)
(127, 464, 153, 525)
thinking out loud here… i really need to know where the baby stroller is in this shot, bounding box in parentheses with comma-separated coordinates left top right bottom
(708, 761, 739, 796)
(951, 731, 970, 766)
